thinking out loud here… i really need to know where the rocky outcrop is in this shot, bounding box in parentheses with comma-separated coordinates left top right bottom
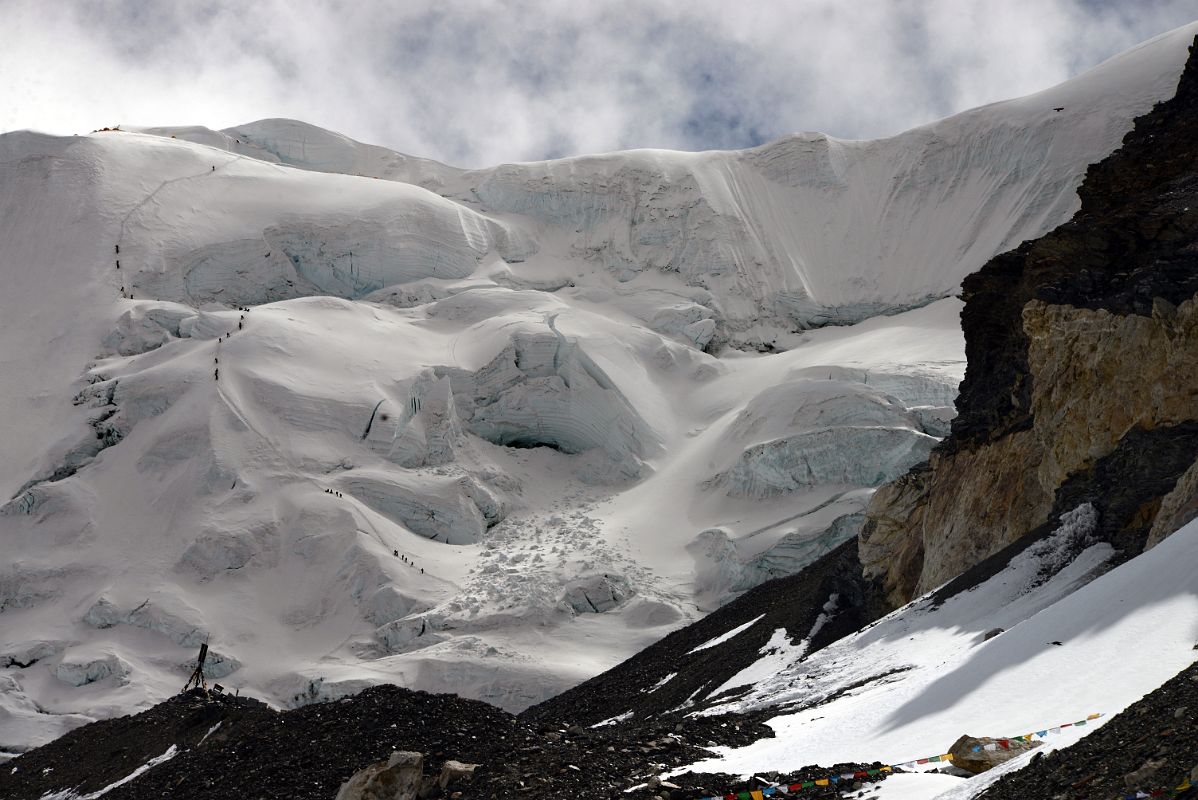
(1147, 455, 1198, 549)
(861, 35, 1198, 606)
(949, 735, 1041, 775)
(334, 750, 423, 800)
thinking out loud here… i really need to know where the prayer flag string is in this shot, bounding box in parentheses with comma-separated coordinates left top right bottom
(692, 713, 1104, 800)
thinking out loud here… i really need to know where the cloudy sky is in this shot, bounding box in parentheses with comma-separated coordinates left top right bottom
(3, 0, 1196, 167)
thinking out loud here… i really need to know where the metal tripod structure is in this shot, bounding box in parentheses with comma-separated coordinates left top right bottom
(182, 639, 209, 692)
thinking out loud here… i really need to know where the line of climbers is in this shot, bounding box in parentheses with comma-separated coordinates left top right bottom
(215, 312, 248, 380)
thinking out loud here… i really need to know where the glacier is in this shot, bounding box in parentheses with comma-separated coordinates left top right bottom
(0, 21, 1194, 756)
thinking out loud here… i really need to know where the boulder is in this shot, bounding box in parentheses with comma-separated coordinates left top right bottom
(949, 735, 1041, 775)
(335, 750, 424, 800)
(1123, 758, 1168, 789)
(437, 760, 479, 789)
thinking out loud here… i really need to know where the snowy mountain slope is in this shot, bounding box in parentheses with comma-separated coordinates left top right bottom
(150, 24, 1197, 343)
(0, 131, 961, 754)
(141, 119, 463, 191)
(675, 514, 1198, 794)
(1, 22, 1194, 757)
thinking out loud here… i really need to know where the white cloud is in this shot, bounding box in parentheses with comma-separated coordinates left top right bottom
(1, 0, 1194, 166)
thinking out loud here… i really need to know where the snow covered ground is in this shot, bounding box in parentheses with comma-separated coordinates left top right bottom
(677, 516, 1198, 799)
(1, 22, 1195, 756)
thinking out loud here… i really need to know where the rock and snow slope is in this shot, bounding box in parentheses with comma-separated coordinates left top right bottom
(682, 514, 1198, 779)
(1, 22, 1195, 756)
(637, 515, 1198, 800)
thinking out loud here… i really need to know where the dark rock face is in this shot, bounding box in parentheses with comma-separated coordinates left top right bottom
(861, 34, 1198, 606)
(928, 420, 1198, 607)
(953, 32, 1198, 447)
(978, 661, 1198, 800)
(1052, 422, 1198, 556)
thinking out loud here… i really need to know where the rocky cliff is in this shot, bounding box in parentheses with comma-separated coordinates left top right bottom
(860, 36, 1198, 606)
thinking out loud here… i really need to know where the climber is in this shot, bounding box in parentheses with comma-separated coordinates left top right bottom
(211, 165, 215, 172)
(393, 549, 399, 557)
(116, 260, 120, 269)
(214, 368, 219, 380)
(238, 320, 243, 330)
